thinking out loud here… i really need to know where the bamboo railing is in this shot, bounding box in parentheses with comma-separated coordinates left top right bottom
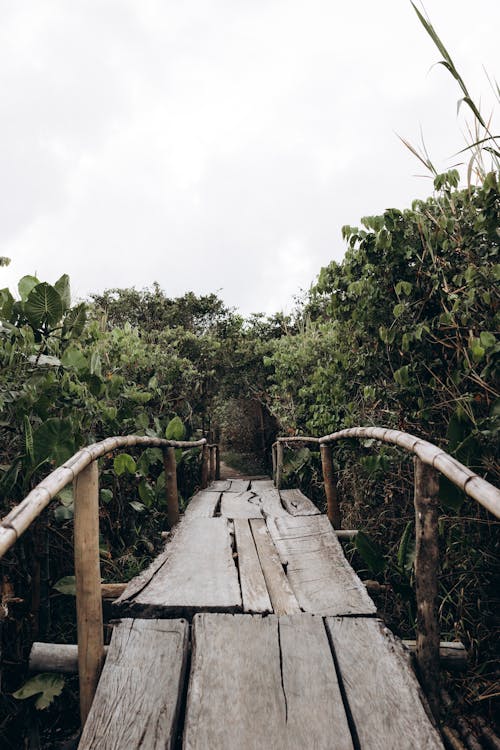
(272, 427, 500, 711)
(0, 434, 214, 725)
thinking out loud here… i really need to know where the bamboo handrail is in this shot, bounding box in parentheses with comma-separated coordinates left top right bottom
(0, 435, 207, 558)
(273, 425, 500, 714)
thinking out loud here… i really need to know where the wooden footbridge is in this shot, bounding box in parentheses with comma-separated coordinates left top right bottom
(1, 428, 499, 749)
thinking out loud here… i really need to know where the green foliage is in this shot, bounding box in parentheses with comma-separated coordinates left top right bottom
(13, 674, 65, 710)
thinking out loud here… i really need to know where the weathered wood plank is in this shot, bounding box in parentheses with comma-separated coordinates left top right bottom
(207, 480, 231, 491)
(184, 490, 220, 518)
(267, 515, 376, 615)
(234, 519, 272, 613)
(250, 519, 300, 615)
(114, 518, 242, 617)
(78, 618, 188, 750)
(220, 491, 263, 519)
(280, 488, 320, 515)
(226, 479, 250, 493)
(258, 488, 290, 518)
(183, 614, 353, 750)
(250, 479, 275, 492)
(326, 617, 444, 749)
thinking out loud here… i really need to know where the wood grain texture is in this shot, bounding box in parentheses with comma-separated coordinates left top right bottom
(326, 617, 444, 750)
(234, 519, 272, 613)
(258, 488, 290, 518)
(115, 518, 242, 617)
(78, 618, 188, 750)
(250, 479, 275, 492)
(226, 478, 250, 493)
(280, 488, 320, 516)
(183, 490, 220, 518)
(250, 519, 300, 615)
(207, 480, 231, 491)
(267, 515, 376, 616)
(220, 491, 263, 519)
(183, 614, 353, 750)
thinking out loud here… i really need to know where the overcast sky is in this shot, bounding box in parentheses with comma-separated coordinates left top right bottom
(1, 1, 498, 316)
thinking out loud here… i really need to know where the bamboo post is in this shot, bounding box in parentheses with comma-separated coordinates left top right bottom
(414, 456, 440, 713)
(201, 444, 209, 489)
(74, 460, 104, 726)
(276, 441, 284, 489)
(163, 447, 179, 528)
(272, 444, 277, 485)
(215, 445, 221, 480)
(320, 444, 341, 529)
(209, 446, 216, 482)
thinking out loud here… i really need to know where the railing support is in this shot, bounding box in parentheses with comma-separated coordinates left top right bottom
(275, 442, 284, 489)
(164, 447, 180, 528)
(74, 460, 104, 726)
(320, 444, 341, 529)
(201, 444, 209, 488)
(272, 444, 277, 485)
(209, 446, 216, 482)
(414, 456, 440, 713)
(215, 445, 221, 480)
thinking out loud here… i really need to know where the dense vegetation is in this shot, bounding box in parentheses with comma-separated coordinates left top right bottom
(1, 8, 498, 746)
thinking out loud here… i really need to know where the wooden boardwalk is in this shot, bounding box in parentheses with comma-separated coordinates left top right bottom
(79, 478, 444, 749)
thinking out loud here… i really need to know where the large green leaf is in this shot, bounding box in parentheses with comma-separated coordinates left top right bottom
(61, 345, 88, 373)
(165, 416, 185, 441)
(25, 283, 63, 328)
(52, 575, 76, 595)
(114, 453, 136, 476)
(18, 275, 40, 301)
(54, 274, 71, 309)
(0, 287, 15, 319)
(62, 302, 87, 339)
(33, 418, 74, 465)
(13, 674, 65, 710)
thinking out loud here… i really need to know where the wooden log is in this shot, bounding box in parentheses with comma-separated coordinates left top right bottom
(267, 515, 375, 616)
(201, 444, 209, 489)
(30, 643, 110, 673)
(326, 617, 444, 749)
(234, 519, 272, 613)
(183, 614, 353, 750)
(414, 456, 440, 713)
(250, 519, 300, 615)
(335, 529, 358, 539)
(272, 443, 277, 486)
(74, 460, 104, 726)
(402, 640, 468, 671)
(320, 443, 341, 528)
(215, 445, 221, 480)
(163, 446, 179, 528)
(78, 618, 188, 750)
(209, 446, 216, 482)
(100, 583, 127, 599)
(275, 441, 284, 489)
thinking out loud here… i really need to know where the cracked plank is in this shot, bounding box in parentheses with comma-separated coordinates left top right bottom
(250, 519, 300, 615)
(258, 488, 290, 518)
(184, 490, 220, 518)
(183, 614, 353, 750)
(221, 491, 263, 519)
(207, 480, 231, 491)
(326, 617, 444, 749)
(226, 479, 250, 493)
(267, 515, 376, 615)
(78, 618, 188, 750)
(114, 518, 242, 617)
(234, 519, 272, 613)
(280, 488, 320, 516)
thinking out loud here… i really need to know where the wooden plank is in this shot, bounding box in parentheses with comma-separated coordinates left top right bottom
(326, 617, 444, 750)
(267, 515, 376, 616)
(184, 490, 220, 518)
(114, 518, 242, 617)
(220, 491, 263, 519)
(183, 614, 353, 750)
(280, 488, 320, 516)
(258, 488, 289, 518)
(207, 480, 231, 491)
(250, 519, 300, 615)
(234, 519, 272, 613)
(226, 478, 250, 493)
(78, 618, 188, 750)
(250, 479, 275, 492)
